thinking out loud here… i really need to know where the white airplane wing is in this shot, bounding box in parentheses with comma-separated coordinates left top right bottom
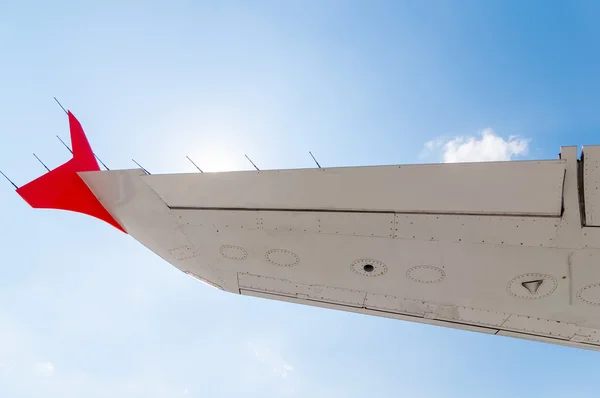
(15, 111, 600, 351)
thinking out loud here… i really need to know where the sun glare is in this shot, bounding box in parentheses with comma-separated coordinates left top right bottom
(187, 148, 244, 173)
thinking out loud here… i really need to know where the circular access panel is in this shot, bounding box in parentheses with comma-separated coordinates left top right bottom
(220, 245, 248, 260)
(507, 273, 557, 300)
(406, 265, 445, 284)
(266, 249, 300, 267)
(577, 283, 600, 306)
(351, 259, 387, 277)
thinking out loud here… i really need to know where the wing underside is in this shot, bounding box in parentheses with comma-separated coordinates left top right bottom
(16, 112, 600, 350)
(75, 145, 600, 351)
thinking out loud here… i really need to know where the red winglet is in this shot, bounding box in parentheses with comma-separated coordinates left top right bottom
(17, 111, 126, 233)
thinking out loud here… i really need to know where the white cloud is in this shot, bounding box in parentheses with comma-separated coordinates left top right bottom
(248, 341, 294, 379)
(34, 361, 55, 376)
(423, 129, 529, 163)
(0, 311, 192, 398)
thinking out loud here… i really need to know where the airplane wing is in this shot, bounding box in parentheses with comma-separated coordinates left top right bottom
(15, 112, 600, 351)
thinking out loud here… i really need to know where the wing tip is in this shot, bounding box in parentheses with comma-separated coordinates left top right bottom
(17, 112, 127, 234)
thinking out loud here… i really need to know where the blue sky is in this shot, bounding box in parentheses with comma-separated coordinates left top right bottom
(1, 1, 600, 397)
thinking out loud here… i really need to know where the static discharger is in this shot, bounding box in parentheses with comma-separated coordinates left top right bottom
(56, 135, 110, 170)
(33, 153, 50, 172)
(132, 159, 151, 175)
(54, 98, 110, 170)
(53, 97, 68, 114)
(56, 135, 72, 153)
(245, 154, 260, 171)
(309, 151, 322, 169)
(0, 169, 18, 189)
(186, 156, 203, 173)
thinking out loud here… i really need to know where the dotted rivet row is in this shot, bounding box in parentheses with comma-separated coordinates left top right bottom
(577, 283, 600, 306)
(168, 245, 200, 261)
(217, 246, 301, 266)
(406, 265, 446, 284)
(239, 274, 364, 306)
(219, 245, 248, 260)
(505, 315, 573, 338)
(506, 273, 557, 300)
(265, 249, 300, 267)
(350, 259, 387, 277)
